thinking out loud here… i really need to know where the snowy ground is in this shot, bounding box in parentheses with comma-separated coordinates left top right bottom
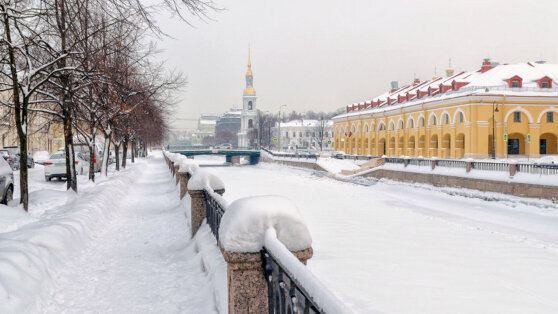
(0, 154, 223, 313)
(204, 156, 558, 314)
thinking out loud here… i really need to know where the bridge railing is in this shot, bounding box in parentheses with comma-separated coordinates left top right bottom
(262, 147, 319, 160)
(163, 150, 349, 314)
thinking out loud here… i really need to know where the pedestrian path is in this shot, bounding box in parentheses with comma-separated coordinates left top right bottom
(43, 155, 218, 313)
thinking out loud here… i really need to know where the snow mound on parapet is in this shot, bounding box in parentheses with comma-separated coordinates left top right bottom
(187, 169, 225, 191)
(219, 195, 312, 252)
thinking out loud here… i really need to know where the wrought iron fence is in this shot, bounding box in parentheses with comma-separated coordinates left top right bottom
(262, 249, 323, 314)
(204, 191, 225, 241)
(385, 157, 405, 164)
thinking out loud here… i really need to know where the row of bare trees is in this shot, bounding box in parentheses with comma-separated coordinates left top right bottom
(0, 0, 213, 211)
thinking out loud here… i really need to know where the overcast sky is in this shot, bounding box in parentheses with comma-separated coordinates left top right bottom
(155, 0, 558, 130)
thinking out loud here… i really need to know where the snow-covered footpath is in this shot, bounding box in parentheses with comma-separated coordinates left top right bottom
(0, 154, 224, 313)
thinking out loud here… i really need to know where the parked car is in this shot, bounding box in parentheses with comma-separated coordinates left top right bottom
(0, 156, 14, 205)
(1, 146, 34, 168)
(73, 144, 102, 172)
(333, 151, 346, 159)
(44, 151, 90, 181)
(216, 143, 233, 149)
(0, 149, 19, 170)
(33, 151, 50, 165)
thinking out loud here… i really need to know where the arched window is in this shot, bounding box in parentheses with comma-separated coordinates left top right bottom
(365, 125, 369, 133)
(420, 117, 425, 127)
(399, 121, 404, 129)
(444, 114, 449, 125)
(248, 119, 253, 128)
(248, 101, 253, 110)
(459, 112, 464, 123)
(410, 119, 414, 128)
(390, 122, 395, 131)
(432, 116, 437, 126)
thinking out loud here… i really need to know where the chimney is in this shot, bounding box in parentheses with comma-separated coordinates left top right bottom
(390, 81, 399, 93)
(413, 78, 420, 86)
(480, 58, 494, 73)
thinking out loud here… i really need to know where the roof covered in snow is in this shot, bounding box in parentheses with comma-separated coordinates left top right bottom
(335, 60, 558, 120)
(280, 119, 333, 128)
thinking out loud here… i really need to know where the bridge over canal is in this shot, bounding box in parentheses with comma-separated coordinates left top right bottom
(169, 146, 260, 165)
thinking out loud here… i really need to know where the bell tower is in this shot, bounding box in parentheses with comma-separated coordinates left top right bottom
(238, 49, 258, 148)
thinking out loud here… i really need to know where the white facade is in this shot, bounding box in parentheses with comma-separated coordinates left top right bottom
(275, 119, 334, 151)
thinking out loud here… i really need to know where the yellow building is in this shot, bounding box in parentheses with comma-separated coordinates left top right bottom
(333, 60, 558, 159)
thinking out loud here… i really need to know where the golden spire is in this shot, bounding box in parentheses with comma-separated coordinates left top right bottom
(246, 47, 253, 76)
(248, 47, 251, 68)
(446, 58, 454, 77)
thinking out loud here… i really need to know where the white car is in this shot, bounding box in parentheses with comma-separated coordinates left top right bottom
(44, 151, 89, 181)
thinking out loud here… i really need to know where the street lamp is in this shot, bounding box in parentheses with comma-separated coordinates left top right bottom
(491, 100, 499, 159)
(278, 104, 287, 151)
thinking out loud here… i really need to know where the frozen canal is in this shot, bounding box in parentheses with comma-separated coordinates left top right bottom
(197, 156, 558, 314)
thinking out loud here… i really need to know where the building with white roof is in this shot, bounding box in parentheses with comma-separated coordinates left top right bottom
(273, 119, 334, 151)
(333, 59, 558, 158)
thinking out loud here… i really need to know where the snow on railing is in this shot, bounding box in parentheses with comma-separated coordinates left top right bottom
(471, 161, 509, 172)
(263, 228, 351, 314)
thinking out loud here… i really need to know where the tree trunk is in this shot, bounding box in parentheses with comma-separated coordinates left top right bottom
(2, 8, 28, 210)
(101, 132, 111, 176)
(88, 132, 96, 182)
(114, 142, 120, 171)
(63, 107, 77, 192)
(122, 138, 128, 168)
(131, 140, 135, 163)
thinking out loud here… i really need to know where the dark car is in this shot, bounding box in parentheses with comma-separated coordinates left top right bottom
(0, 156, 14, 205)
(0, 149, 19, 170)
(2, 146, 34, 169)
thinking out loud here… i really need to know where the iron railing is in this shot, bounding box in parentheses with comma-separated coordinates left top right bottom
(517, 163, 558, 175)
(262, 249, 323, 314)
(204, 190, 225, 241)
(471, 161, 509, 172)
(437, 160, 467, 168)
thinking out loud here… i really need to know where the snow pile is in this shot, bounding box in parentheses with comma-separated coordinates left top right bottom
(219, 195, 312, 252)
(178, 158, 200, 174)
(317, 157, 361, 174)
(0, 165, 140, 313)
(264, 228, 351, 314)
(534, 156, 558, 164)
(187, 169, 225, 191)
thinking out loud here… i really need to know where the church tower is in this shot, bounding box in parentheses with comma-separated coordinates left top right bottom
(238, 50, 258, 148)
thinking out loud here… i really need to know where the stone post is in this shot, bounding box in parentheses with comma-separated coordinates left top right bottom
(174, 165, 180, 184)
(231, 156, 241, 165)
(404, 159, 409, 167)
(177, 171, 191, 199)
(221, 247, 313, 314)
(431, 160, 437, 170)
(466, 161, 472, 173)
(509, 163, 518, 177)
(188, 188, 225, 237)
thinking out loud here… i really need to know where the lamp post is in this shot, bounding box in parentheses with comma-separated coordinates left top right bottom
(278, 104, 287, 151)
(492, 101, 499, 159)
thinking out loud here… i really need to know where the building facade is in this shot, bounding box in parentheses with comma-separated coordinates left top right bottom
(237, 52, 257, 148)
(333, 59, 558, 159)
(190, 114, 218, 145)
(275, 119, 334, 151)
(215, 109, 241, 147)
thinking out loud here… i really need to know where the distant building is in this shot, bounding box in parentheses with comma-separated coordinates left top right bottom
(237, 51, 257, 148)
(191, 114, 218, 145)
(215, 109, 242, 147)
(274, 119, 334, 151)
(334, 59, 558, 158)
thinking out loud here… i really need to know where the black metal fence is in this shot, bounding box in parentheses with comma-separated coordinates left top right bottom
(262, 249, 323, 314)
(204, 191, 225, 241)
